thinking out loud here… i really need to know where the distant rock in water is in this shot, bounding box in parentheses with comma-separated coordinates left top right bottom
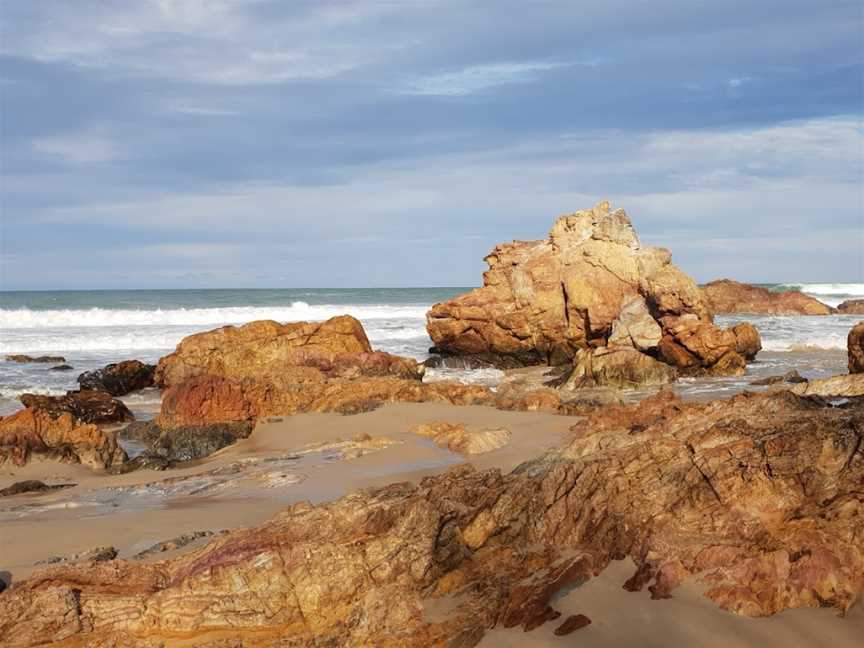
(849, 322, 864, 374)
(49, 364, 74, 372)
(5, 354, 66, 364)
(838, 299, 864, 315)
(700, 279, 833, 315)
(77, 360, 155, 396)
(426, 201, 760, 377)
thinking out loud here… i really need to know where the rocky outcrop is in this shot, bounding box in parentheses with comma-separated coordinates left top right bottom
(410, 421, 511, 454)
(0, 407, 126, 469)
(701, 279, 833, 315)
(77, 360, 155, 396)
(118, 419, 253, 464)
(4, 354, 65, 364)
(838, 299, 864, 315)
(2, 389, 860, 647)
(562, 346, 677, 389)
(19, 390, 132, 424)
(155, 315, 422, 388)
(849, 322, 864, 374)
(427, 202, 760, 376)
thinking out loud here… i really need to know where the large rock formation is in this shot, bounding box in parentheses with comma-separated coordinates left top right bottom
(838, 299, 864, 315)
(849, 322, 864, 374)
(427, 202, 760, 375)
(155, 315, 422, 388)
(77, 360, 155, 396)
(2, 389, 860, 647)
(701, 279, 834, 315)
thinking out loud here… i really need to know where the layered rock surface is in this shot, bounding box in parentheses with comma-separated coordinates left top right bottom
(701, 279, 833, 315)
(427, 202, 760, 376)
(2, 389, 860, 647)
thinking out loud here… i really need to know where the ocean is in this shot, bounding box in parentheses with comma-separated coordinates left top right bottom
(1, 284, 861, 415)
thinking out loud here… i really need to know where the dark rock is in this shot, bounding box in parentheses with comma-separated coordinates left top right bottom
(20, 390, 132, 424)
(5, 354, 66, 364)
(837, 299, 864, 315)
(77, 360, 156, 396)
(750, 370, 808, 386)
(108, 454, 172, 474)
(554, 614, 591, 635)
(119, 420, 253, 464)
(49, 364, 74, 372)
(0, 480, 75, 497)
(424, 351, 542, 370)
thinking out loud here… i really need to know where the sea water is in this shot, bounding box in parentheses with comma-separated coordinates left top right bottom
(1, 285, 861, 415)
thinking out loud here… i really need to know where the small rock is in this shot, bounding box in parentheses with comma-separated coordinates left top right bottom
(554, 614, 591, 635)
(49, 364, 74, 372)
(0, 480, 75, 497)
(134, 531, 217, 559)
(750, 370, 807, 386)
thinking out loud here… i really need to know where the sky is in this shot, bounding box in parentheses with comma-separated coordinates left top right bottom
(0, 0, 862, 290)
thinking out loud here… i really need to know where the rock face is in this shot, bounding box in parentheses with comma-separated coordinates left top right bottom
(838, 299, 864, 315)
(77, 360, 155, 396)
(427, 202, 760, 376)
(410, 421, 511, 454)
(0, 407, 126, 469)
(849, 322, 864, 374)
(155, 315, 422, 388)
(701, 279, 833, 315)
(2, 389, 860, 647)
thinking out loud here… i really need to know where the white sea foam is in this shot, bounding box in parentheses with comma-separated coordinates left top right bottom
(775, 282, 864, 307)
(0, 302, 430, 329)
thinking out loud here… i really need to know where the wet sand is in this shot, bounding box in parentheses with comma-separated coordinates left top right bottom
(1, 402, 573, 583)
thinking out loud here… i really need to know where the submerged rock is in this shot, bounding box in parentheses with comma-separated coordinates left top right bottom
(4, 355, 66, 364)
(1, 389, 860, 647)
(849, 322, 864, 374)
(701, 279, 833, 315)
(48, 364, 74, 372)
(427, 202, 760, 376)
(77, 360, 155, 396)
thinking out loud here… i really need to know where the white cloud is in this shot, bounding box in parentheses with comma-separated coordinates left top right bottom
(727, 76, 753, 88)
(31, 132, 120, 164)
(395, 60, 600, 96)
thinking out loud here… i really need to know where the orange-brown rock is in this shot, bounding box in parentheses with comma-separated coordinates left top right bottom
(410, 421, 511, 454)
(701, 279, 833, 315)
(0, 407, 125, 469)
(2, 389, 860, 647)
(838, 299, 864, 315)
(849, 322, 864, 374)
(427, 202, 759, 375)
(155, 315, 422, 388)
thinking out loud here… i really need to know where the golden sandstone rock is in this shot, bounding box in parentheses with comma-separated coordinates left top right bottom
(701, 278, 833, 315)
(410, 421, 511, 454)
(427, 202, 760, 375)
(2, 389, 860, 646)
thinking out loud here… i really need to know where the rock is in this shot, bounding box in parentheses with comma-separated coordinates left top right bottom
(4, 355, 66, 364)
(155, 315, 422, 388)
(424, 352, 527, 370)
(35, 546, 117, 566)
(48, 364, 74, 372)
(838, 299, 864, 315)
(750, 370, 807, 386)
(789, 373, 864, 398)
(0, 480, 75, 497)
(0, 407, 126, 469)
(657, 318, 760, 377)
(563, 347, 678, 389)
(133, 531, 219, 559)
(19, 390, 132, 424)
(701, 279, 833, 315)
(554, 614, 591, 635)
(410, 421, 511, 454)
(849, 322, 864, 374)
(118, 420, 253, 464)
(427, 202, 759, 376)
(1, 389, 860, 647)
(77, 360, 155, 396)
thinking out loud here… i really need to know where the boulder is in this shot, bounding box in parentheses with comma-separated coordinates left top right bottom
(118, 420, 253, 464)
(410, 421, 511, 454)
(4, 355, 65, 364)
(701, 279, 833, 315)
(2, 390, 860, 646)
(0, 407, 126, 469)
(19, 390, 132, 424)
(77, 360, 155, 396)
(427, 202, 759, 375)
(749, 369, 807, 386)
(562, 347, 677, 389)
(789, 373, 864, 398)
(837, 299, 864, 315)
(849, 322, 864, 374)
(155, 315, 423, 388)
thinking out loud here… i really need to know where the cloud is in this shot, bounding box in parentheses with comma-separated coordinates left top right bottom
(727, 76, 753, 88)
(394, 60, 599, 96)
(31, 132, 120, 164)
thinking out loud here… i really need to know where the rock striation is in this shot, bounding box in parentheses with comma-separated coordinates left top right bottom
(701, 279, 833, 315)
(427, 202, 760, 376)
(1, 389, 860, 647)
(849, 322, 864, 374)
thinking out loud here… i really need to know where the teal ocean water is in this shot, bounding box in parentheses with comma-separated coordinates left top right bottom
(0, 285, 861, 414)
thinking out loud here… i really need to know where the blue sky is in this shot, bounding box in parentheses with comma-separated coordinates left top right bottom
(1, 0, 862, 289)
